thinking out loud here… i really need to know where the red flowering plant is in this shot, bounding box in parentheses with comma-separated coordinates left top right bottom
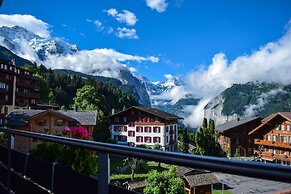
(57, 126, 97, 175)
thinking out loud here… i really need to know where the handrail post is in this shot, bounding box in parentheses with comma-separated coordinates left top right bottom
(98, 152, 110, 194)
(7, 133, 13, 194)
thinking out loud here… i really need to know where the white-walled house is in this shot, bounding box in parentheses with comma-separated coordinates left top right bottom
(107, 106, 183, 151)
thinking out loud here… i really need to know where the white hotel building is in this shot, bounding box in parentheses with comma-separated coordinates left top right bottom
(108, 106, 183, 151)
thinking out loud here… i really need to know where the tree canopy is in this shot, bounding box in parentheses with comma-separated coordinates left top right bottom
(144, 166, 185, 194)
(193, 118, 225, 157)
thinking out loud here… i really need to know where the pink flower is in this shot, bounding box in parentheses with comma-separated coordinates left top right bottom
(70, 127, 89, 139)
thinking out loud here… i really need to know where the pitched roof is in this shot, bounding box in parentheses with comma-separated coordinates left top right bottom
(7, 109, 97, 126)
(249, 112, 291, 135)
(109, 106, 183, 120)
(215, 117, 261, 132)
(177, 166, 219, 187)
(7, 110, 44, 126)
(57, 110, 97, 126)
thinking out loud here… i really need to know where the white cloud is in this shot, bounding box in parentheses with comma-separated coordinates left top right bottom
(106, 8, 138, 26)
(116, 27, 138, 39)
(145, 0, 168, 13)
(243, 88, 286, 117)
(0, 14, 50, 38)
(183, 99, 211, 128)
(93, 20, 104, 31)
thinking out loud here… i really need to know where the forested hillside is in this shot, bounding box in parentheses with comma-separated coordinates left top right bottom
(26, 64, 138, 116)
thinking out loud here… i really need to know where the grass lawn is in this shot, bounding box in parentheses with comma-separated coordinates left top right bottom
(213, 190, 233, 194)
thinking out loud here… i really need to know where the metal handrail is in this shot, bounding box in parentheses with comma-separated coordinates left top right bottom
(1, 127, 291, 193)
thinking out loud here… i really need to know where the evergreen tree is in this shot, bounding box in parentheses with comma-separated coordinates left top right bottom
(193, 118, 225, 157)
(180, 127, 190, 153)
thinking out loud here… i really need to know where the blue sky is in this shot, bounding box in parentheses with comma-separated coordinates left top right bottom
(1, 0, 291, 82)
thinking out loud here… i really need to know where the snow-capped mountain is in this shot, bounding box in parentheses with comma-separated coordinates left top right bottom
(0, 25, 151, 107)
(0, 26, 78, 60)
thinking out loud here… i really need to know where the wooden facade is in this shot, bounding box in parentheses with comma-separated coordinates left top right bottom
(0, 59, 39, 125)
(7, 110, 97, 153)
(249, 112, 291, 165)
(216, 117, 262, 157)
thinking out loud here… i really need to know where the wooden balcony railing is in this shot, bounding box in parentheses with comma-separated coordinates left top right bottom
(254, 139, 291, 149)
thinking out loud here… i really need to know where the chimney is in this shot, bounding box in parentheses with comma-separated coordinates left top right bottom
(111, 108, 115, 115)
(74, 104, 78, 112)
(11, 59, 16, 66)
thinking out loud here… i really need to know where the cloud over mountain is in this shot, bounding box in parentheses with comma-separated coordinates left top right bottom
(156, 22, 291, 127)
(0, 14, 50, 38)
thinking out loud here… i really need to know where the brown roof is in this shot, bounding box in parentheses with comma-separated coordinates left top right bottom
(109, 106, 183, 120)
(177, 166, 219, 187)
(249, 112, 291, 135)
(215, 117, 261, 133)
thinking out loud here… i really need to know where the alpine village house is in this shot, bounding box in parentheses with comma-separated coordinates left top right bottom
(249, 112, 291, 165)
(108, 106, 183, 151)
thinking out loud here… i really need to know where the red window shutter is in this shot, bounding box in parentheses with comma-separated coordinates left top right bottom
(128, 131, 130, 136)
(136, 126, 138, 132)
(159, 137, 161, 143)
(144, 137, 146, 142)
(124, 126, 127, 132)
(158, 127, 161, 133)
(133, 131, 135, 137)
(125, 136, 127, 141)
(143, 117, 147, 122)
(136, 136, 138, 142)
(150, 118, 154, 122)
(149, 137, 152, 143)
(149, 127, 151, 133)
(141, 127, 143, 132)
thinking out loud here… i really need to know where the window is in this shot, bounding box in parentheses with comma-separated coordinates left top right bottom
(36, 120, 46, 126)
(145, 136, 151, 143)
(145, 127, 151, 133)
(55, 119, 64, 126)
(281, 125, 285, 131)
(287, 125, 291, 131)
(289, 136, 291, 143)
(267, 135, 271, 141)
(136, 136, 143, 142)
(123, 117, 127, 122)
(128, 131, 135, 137)
(153, 127, 160, 133)
(123, 126, 127, 132)
(166, 126, 169, 133)
(153, 137, 161, 143)
(281, 136, 287, 143)
(31, 99, 36, 104)
(113, 126, 123, 132)
(276, 125, 280, 130)
(118, 135, 127, 141)
(136, 126, 143, 132)
(273, 135, 277, 142)
(154, 117, 160, 122)
(0, 82, 6, 89)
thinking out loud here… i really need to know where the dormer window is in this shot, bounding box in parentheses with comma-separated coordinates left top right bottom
(55, 119, 64, 126)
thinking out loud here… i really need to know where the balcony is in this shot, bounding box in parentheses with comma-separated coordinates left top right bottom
(1, 128, 291, 194)
(255, 139, 291, 149)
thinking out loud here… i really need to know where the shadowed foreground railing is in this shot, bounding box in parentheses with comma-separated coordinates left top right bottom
(1, 127, 291, 194)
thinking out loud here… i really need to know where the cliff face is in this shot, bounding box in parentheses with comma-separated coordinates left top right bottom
(204, 82, 291, 125)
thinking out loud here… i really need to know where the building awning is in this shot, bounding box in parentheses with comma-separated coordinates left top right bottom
(261, 156, 275, 162)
